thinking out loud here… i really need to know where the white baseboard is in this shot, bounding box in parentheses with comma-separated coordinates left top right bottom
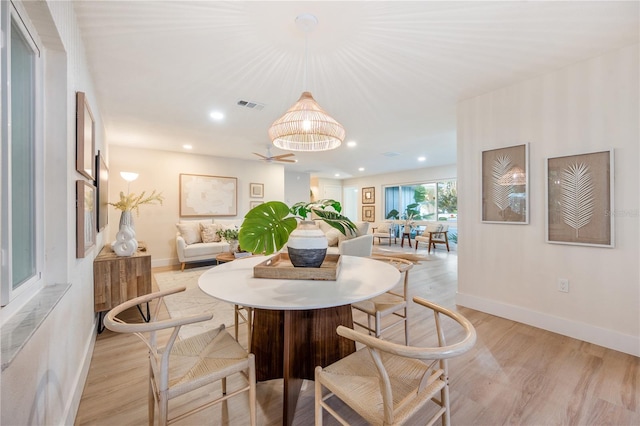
(64, 315, 98, 425)
(456, 292, 639, 357)
(152, 257, 179, 268)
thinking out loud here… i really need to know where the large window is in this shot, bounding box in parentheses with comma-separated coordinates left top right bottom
(1, 2, 43, 305)
(384, 180, 457, 222)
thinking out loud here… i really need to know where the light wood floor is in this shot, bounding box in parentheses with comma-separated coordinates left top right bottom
(75, 245, 640, 425)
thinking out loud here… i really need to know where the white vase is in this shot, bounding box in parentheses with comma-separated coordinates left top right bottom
(119, 210, 135, 234)
(113, 210, 138, 257)
(287, 221, 328, 267)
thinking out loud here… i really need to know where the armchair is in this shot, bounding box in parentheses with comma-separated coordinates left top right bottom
(415, 223, 450, 253)
(315, 297, 476, 425)
(371, 221, 396, 245)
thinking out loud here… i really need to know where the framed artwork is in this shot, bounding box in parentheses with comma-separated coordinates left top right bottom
(76, 92, 95, 180)
(250, 183, 264, 198)
(362, 205, 375, 222)
(179, 173, 237, 217)
(362, 187, 375, 204)
(76, 180, 96, 258)
(482, 143, 529, 224)
(95, 150, 109, 232)
(250, 200, 263, 209)
(546, 150, 614, 247)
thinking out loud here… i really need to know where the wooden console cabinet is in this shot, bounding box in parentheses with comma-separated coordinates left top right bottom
(93, 244, 151, 313)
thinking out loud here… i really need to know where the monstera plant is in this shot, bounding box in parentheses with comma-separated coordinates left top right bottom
(238, 199, 356, 256)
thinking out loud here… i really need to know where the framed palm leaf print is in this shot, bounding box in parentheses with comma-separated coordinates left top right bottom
(546, 150, 614, 247)
(482, 143, 529, 224)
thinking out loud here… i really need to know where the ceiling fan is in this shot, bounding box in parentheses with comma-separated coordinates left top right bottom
(252, 147, 297, 163)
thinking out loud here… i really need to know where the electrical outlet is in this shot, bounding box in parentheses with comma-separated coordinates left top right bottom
(558, 278, 569, 293)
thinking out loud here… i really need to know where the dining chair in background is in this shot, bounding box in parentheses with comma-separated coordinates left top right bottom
(234, 304, 253, 350)
(104, 287, 257, 425)
(351, 256, 413, 345)
(315, 297, 477, 425)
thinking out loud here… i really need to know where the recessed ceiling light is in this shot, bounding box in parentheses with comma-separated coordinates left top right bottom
(347, 141, 357, 148)
(358, 167, 365, 171)
(183, 144, 192, 150)
(334, 173, 340, 177)
(418, 156, 426, 162)
(209, 111, 224, 121)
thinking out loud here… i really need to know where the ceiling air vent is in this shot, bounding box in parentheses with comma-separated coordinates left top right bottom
(237, 99, 265, 111)
(382, 151, 400, 157)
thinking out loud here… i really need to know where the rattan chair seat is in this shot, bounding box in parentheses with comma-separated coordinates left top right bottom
(351, 293, 406, 316)
(161, 327, 251, 393)
(318, 349, 445, 425)
(315, 297, 477, 426)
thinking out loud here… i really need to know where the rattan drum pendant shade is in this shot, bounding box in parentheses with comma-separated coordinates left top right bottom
(269, 91, 345, 152)
(268, 14, 345, 152)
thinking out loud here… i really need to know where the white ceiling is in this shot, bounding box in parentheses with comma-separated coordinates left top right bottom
(73, 1, 638, 179)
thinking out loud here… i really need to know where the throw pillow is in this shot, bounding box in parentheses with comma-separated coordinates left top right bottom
(377, 223, 390, 233)
(315, 220, 333, 234)
(200, 223, 221, 243)
(325, 228, 341, 247)
(176, 222, 202, 245)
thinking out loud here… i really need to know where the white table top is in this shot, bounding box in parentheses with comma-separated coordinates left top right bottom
(198, 255, 401, 310)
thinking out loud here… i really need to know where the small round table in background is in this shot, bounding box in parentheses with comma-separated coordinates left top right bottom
(215, 252, 236, 264)
(400, 231, 412, 248)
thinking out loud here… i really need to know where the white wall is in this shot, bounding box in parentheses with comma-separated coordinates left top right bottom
(1, 1, 105, 424)
(457, 45, 639, 356)
(284, 171, 311, 205)
(108, 146, 287, 266)
(343, 165, 457, 222)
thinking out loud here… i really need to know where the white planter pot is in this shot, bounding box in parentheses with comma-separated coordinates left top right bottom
(287, 221, 328, 267)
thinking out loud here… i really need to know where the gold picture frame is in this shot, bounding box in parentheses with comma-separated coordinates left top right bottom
(362, 187, 375, 204)
(362, 205, 375, 222)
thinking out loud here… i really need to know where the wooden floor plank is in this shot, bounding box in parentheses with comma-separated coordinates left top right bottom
(75, 247, 640, 425)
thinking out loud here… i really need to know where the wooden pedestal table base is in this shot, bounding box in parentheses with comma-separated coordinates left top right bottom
(198, 256, 401, 426)
(251, 306, 355, 426)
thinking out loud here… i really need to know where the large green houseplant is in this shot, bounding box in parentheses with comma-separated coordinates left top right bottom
(238, 199, 356, 256)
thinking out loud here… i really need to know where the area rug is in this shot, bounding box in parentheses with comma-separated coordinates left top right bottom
(154, 267, 235, 339)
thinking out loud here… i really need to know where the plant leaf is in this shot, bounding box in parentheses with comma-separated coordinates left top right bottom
(560, 162, 595, 237)
(491, 154, 514, 213)
(238, 201, 298, 255)
(312, 210, 357, 235)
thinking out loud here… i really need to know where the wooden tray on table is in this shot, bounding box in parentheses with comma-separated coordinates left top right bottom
(253, 253, 341, 281)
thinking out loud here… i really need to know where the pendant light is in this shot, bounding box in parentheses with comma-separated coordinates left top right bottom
(268, 14, 345, 152)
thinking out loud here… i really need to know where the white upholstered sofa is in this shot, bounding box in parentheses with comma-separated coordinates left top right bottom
(175, 219, 242, 270)
(176, 218, 373, 270)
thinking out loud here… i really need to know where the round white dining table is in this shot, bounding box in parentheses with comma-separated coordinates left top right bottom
(198, 254, 401, 310)
(198, 254, 400, 426)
